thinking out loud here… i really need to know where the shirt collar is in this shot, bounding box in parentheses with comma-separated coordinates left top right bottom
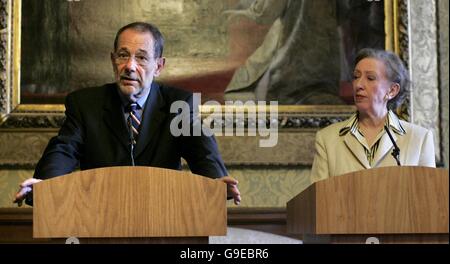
(339, 112, 358, 136)
(339, 110, 405, 136)
(117, 84, 151, 110)
(386, 110, 406, 135)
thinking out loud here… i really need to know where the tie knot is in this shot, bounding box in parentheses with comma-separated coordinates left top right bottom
(126, 103, 138, 113)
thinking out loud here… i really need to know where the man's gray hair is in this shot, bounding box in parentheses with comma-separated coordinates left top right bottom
(114, 22, 164, 58)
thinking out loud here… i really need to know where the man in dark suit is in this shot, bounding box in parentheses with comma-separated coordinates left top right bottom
(14, 22, 240, 205)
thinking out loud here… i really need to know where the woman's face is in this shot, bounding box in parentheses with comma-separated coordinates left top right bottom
(352, 58, 397, 115)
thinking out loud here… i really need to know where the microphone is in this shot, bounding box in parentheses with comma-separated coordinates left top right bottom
(128, 118, 136, 166)
(384, 125, 401, 166)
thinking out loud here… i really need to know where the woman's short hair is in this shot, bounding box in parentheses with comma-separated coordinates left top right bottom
(354, 48, 410, 110)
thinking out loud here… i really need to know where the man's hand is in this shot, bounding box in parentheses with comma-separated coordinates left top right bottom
(219, 176, 241, 205)
(13, 178, 42, 207)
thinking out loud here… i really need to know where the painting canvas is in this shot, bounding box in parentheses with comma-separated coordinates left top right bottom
(20, 0, 385, 105)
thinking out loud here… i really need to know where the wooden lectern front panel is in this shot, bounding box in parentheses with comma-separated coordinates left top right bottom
(33, 166, 227, 238)
(287, 166, 449, 237)
(315, 166, 449, 234)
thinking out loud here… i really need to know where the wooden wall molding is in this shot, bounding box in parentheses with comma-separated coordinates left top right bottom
(0, 207, 290, 243)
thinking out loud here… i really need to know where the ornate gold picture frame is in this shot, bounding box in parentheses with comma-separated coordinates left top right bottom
(0, 0, 408, 167)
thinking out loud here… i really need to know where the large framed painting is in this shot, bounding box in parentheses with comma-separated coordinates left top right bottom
(0, 0, 408, 166)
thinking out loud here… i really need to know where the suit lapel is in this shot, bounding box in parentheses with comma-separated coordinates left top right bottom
(103, 85, 130, 151)
(134, 82, 167, 158)
(372, 129, 397, 167)
(343, 133, 371, 169)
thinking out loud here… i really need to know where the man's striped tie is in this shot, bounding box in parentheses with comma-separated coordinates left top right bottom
(126, 103, 141, 145)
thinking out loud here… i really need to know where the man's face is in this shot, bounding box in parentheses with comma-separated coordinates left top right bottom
(111, 29, 165, 102)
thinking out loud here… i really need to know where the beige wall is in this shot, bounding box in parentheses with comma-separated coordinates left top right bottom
(0, 167, 311, 208)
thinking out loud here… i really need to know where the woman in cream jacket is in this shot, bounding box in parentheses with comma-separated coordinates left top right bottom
(311, 48, 435, 183)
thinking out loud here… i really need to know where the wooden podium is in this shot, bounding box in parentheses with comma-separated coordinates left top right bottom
(33, 166, 227, 243)
(287, 166, 449, 243)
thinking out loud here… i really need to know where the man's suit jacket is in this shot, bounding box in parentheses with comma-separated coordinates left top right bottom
(34, 82, 228, 180)
(310, 115, 436, 183)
